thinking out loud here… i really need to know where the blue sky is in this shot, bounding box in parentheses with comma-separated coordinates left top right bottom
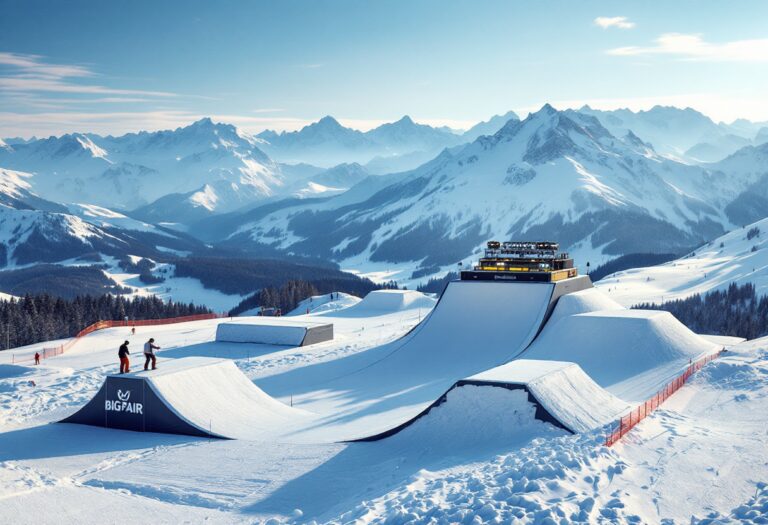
(1, 0, 767, 137)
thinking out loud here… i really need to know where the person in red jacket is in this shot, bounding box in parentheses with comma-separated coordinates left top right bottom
(118, 341, 130, 374)
(34, 352, 40, 365)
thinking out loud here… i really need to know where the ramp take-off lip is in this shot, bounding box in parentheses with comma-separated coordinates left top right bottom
(61, 357, 309, 439)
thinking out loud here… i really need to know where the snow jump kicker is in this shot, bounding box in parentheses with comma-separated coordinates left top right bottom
(61, 357, 306, 439)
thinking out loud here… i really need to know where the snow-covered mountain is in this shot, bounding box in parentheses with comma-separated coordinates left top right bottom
(462, 110, 520, 142)
(580, 105, 762, 163)
(0, 119, 286, 214)
(709, 143, 768, 226)
(596, 216, 768, 306)
(257, 115, 464, 169)
(0, 168, 202, 266)
(213, 105, 766, 283)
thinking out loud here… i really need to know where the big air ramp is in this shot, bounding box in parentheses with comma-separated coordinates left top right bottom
(60, 357, 308, 439)
(262, 276, 593, 442)
(522, 308, 721, 401)
(353, 359, 629, 441)
(216, 319, 333, 346)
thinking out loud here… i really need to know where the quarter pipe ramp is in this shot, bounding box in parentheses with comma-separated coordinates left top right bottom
(61, 357, 309, 439)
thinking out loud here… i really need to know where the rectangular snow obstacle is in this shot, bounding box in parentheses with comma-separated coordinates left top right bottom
(60, 357, 308, 439)
(215, 319, 334, 346)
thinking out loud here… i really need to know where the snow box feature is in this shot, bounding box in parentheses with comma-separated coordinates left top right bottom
(60, 357, 308, 439)
(215, 319, 334, 346)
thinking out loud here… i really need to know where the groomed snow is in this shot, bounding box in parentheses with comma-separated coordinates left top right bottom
(136, 357, 311, 439)
(544, 287, 624, 328)
(468, 359, 630, 433)
(524, 309, 721, 401)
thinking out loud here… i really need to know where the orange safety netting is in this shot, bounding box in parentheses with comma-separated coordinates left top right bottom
(604, 350, 723, 446)
(10, 313, 226, 364)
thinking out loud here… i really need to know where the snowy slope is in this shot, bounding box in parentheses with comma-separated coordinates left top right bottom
(0, 119, 286, 215)
(596, 216, 768, 306)
(285, 292, 361, 316)
(0, 167, 205, 266)
(225, 105, 754, 284)
(66, 203, 173, 237)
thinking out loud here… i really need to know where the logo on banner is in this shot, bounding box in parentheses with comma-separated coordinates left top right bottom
(105, 388, 143, 414)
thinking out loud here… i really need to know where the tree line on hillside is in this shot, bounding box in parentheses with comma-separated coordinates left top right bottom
(0, 264, 131, 299)
(173, 257, 385, 297)
(0, 294, 211, 350)
(634, 282, 768, 339)
(229, 279, 398, 316)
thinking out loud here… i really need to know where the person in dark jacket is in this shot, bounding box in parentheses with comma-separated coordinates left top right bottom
(118, 341, 130, 374)
(143, 338, 160, 371)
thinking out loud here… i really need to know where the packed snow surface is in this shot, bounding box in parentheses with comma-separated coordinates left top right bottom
(0, 280, 765, 523)
(524, 309, 721, 400)
(134, 357, 309, 439)
(468, 359, 630, 433)
(544, 287, 624, 327)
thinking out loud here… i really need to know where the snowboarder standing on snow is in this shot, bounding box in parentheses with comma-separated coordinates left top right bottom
(143, 338, 160, 371)
(118, 341, 131, 374)
(34, 352, 40, 365)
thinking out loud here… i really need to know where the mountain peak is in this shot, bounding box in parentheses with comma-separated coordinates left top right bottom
(316, 115, 343, 128)
(395, 115, 415, 125)
(539, 103, 558, 115)
(191, 117, 215, 128)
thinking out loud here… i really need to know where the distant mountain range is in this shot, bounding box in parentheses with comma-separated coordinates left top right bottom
(579, 105, 768, 162)
(2, 105, 768, 291)
(209, 105, 768, 282)
(256, 115, 467, 170)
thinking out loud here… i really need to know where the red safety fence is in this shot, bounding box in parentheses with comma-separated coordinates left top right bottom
(10, 312, 226, 364)
(605, 350, 723, 446)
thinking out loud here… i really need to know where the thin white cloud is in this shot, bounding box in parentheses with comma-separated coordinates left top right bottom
(0, 51, 177, 100)
(0, 76, 176, 97)
(594, 16, 635, 30)
(608, 33, 768, 62)
(0, 52, 94, 78)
